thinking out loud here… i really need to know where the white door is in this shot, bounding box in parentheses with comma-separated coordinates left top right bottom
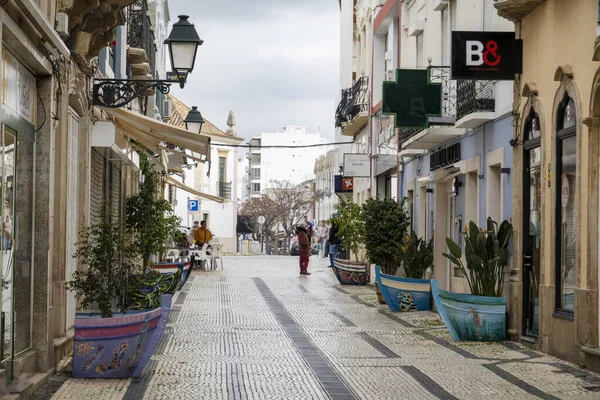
(65, 109, 79, 330)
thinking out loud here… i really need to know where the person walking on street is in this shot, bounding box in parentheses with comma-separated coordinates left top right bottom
(317, 220, 329, 258)
(328, 219, 341, 268)
(296, 226, 311, 275)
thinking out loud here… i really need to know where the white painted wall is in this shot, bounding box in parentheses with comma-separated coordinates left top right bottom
(251, 126, 327, 192)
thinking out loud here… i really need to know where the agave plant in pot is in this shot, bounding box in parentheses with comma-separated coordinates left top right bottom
(376, 230, 434, 312)
(433, 217, 513, 342)
(330, 201, 368, 285)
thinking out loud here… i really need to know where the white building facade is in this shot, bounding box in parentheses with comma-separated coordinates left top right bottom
(168, 95, 244, 253)
(243, 126, 326, 201)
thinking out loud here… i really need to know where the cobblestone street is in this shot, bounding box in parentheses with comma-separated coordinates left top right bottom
(38, 256, 600, 400)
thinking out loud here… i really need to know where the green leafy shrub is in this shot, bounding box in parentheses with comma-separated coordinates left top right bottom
(362, 197, 410, 275)
(126, 155, 181, 272)
(67, 204, 137, 318)
(443, 218, 513, 297)
(331, 201, 365, 262)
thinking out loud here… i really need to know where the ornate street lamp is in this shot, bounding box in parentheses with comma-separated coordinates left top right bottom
(184, 106, 204, 133)
(92, 15, 204, 108)
(164, 16, 204, 88)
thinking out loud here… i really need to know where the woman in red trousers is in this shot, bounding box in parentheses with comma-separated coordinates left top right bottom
(296, 226, 311, 275)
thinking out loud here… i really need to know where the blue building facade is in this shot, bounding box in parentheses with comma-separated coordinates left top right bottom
(398, 114, 514, 294)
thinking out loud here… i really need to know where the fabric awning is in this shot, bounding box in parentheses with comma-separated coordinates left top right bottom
(166, 176, 224, 203)
(102, 107, 211, 160)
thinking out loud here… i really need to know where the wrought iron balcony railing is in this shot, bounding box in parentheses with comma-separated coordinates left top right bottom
(456, 80, 495, 121)
(335, 76, 369, 128)
(217, 181, 232, 199)
(127, 0, 156, 75)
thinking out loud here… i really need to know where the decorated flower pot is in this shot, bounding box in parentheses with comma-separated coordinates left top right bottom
(375, 266, 431, 312)
(72, 294, 172, 379)
(332, 258, 369, 285)
(431, 280, 506, 342)
(128, 269, 181, 310)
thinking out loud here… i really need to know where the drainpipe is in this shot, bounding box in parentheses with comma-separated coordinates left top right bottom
(369, 20, 375, 198)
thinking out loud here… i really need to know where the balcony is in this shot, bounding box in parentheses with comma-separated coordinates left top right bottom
(335, 76, 369, 137)
(398, 67, 465, 151)
(126, 0, 156, 80)
(455, 80, 495, 128)
(217, 182, 232, 200)
(493, 0, 546, 22)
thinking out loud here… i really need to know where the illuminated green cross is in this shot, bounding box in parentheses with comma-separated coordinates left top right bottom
(382, 69, 442, 129)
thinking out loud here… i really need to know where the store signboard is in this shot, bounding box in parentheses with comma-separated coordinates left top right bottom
(451, 31, 522, 80)
(343, 153, 370, 177)
(2, 50, 36, 125)
(375, 154, 397, 176)
(334, 175, 353, 193)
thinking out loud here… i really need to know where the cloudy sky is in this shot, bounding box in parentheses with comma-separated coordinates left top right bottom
(168, 0, 341, 141)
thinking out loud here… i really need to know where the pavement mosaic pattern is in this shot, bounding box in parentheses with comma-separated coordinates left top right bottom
(35, 256, 600, 400)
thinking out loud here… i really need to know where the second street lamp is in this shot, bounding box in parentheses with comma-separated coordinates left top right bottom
(92, 15, 204, 108)
(184, 106, 205, 134)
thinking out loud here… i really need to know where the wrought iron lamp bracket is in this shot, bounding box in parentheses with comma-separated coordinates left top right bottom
(92, 78, 183, 108)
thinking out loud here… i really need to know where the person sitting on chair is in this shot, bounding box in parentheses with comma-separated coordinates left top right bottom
(193, 220, 213, 247)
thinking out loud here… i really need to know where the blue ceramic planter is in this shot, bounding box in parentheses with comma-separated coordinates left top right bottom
(375, 266, 431, 312)
(431, 280, 506, 342)
(72, 294, 172, 379)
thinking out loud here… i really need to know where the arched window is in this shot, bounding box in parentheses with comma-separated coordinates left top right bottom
(555, 93, 577, 314)
(523, 108, 541, 336)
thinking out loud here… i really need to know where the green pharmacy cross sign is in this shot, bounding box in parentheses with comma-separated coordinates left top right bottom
(382, 69, 442, 129)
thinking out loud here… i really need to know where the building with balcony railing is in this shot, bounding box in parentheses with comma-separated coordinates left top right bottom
(394, 0, 515, 300)
(335, 76, 369, 137)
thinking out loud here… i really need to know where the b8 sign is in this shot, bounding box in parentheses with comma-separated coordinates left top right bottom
(451, 31, 521, 80)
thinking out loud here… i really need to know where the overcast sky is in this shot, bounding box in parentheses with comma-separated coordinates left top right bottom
(168, 0, 341, 141)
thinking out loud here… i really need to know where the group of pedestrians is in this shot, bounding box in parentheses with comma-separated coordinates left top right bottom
(295, 216, 341, 276)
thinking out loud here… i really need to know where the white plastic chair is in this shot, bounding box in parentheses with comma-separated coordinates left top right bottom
(190, 244, 209, 270)
(210, 243, 224, 271)
(165, 249, 180, 262)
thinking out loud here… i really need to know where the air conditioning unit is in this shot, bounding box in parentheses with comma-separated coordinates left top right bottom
(55, 13, 69, 36)
(163, 99, 173, 118)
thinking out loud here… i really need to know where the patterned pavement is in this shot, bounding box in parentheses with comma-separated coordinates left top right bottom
(35, 256, 600, 399)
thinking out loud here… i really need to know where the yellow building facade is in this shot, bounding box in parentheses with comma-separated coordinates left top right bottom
(500, 0, 600, 369)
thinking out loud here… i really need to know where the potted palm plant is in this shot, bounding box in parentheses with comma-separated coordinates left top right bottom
(434, 217, 513, 342)
(376, 231, 434, 312)
(330, 201, 368, 285)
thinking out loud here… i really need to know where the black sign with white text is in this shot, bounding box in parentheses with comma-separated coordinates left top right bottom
(451, 31, 522, 80)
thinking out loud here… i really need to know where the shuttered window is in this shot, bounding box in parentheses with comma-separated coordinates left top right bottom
(90, 149, 122, 223)
(110, 162, 122, 222)
(90, 149, 105, 223)
(441, 6, 449, 65)
(416, 33, 424, 68)
(450, 0, 457, 30)
(483, 0, 494, 31)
